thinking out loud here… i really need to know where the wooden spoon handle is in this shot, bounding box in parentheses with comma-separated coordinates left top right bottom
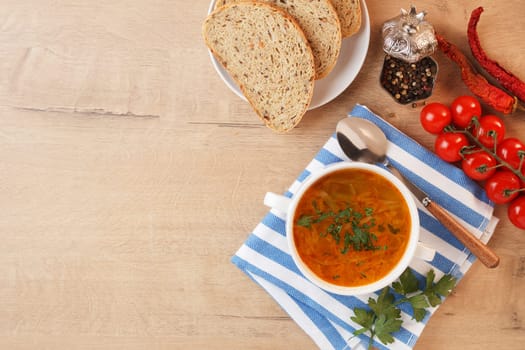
(426, 200, 500, 268)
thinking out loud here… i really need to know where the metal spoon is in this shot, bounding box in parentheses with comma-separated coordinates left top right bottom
(336, 117, 500, 268)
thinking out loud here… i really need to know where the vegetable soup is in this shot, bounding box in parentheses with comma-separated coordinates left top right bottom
(293, 168, 411, 287)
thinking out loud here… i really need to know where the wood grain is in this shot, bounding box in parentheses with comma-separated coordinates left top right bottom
(0, 1, 524, 349)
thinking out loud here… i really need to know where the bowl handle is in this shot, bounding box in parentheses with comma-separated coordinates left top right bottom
(415, 242, 436, 262)
(264, 192, 292, 214)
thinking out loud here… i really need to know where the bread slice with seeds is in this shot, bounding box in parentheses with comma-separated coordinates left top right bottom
(330, 0, 362, 38)
(214, 0, 341, 79)
(203, 2, 315, 132)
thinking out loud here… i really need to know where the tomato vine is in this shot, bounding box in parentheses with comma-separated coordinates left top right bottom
(420, 95, 525, 229)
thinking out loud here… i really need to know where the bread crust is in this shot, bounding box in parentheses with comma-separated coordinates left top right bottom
(203, 1, 316, 132)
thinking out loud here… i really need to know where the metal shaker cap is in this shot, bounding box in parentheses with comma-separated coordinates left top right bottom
(382, 5, 437, 63)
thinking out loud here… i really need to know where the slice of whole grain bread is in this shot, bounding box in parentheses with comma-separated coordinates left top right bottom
(214, 0, 341, 79)
(203, 2, 315, 132)
(330, 0, 362, 38)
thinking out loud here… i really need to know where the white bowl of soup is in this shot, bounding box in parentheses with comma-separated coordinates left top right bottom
(264, 162, 430, 295)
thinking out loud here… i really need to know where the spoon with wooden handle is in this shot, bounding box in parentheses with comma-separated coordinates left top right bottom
(336, 117, 499, 268)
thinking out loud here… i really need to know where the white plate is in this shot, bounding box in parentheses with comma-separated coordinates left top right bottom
(207, 0, 371, 110)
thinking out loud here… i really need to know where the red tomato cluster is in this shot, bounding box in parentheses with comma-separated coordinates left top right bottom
(420, 96, 525, 229)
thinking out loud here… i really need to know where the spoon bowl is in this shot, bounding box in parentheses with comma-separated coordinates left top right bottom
(336, 117, 387, 164)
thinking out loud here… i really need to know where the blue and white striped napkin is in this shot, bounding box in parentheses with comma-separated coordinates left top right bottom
(232, 104, 498, 350)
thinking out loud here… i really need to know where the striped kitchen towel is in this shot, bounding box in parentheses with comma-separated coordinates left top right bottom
(231, 104, 498, 350)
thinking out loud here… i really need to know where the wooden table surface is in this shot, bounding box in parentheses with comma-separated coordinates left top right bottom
(1, 1, 524, 349)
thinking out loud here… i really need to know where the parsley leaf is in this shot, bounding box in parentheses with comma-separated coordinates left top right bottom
(351, 308, 375, 332)
(351, 269, 457, 349)
(406, 294, 430, 321)
(408, 294, 430, 309)
(423, 272, 456, 307)
(369, 288, 396, 317)
(374, 313, 403, 345)
(352, 288, 402, 349)
(425, 269, 435, 290)
(433, 274, 456, 297)
(426, 292, 442, 308)
(392, 268, 419, 295)
(413, 308, 427, 322)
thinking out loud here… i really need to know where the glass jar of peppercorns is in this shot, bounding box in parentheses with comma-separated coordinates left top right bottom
(380, 5, 438, 105)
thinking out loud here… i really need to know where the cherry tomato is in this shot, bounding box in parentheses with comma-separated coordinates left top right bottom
(420, 102, 452, 134)
(496, 137, 525, 170)
(508, 195, 525, 230)
(461, 151, 497, 181)
(474, 115, 506, 148)
(484, 170, 521, 204)
(434, 132, 469, 162)
(450, 95, 482, 129)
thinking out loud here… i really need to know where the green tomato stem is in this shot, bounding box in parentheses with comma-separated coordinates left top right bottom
(453, 127, 525, 184)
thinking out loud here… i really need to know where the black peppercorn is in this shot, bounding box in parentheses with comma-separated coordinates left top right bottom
(380, 55, 438, 105)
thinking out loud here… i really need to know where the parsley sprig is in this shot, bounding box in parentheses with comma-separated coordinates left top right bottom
(296, 201, 381, 253)
(351, 268, 457, 349)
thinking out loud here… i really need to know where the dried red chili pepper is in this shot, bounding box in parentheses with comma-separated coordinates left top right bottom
(436, 33, 517, 115)
(468, 7, 525, 103)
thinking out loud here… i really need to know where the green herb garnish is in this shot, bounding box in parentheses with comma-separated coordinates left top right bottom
(296, 202, 380, 253)
(387, 223, 400, 234)
(297, 215, 313, 229)
(351, 269, 457, 349)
